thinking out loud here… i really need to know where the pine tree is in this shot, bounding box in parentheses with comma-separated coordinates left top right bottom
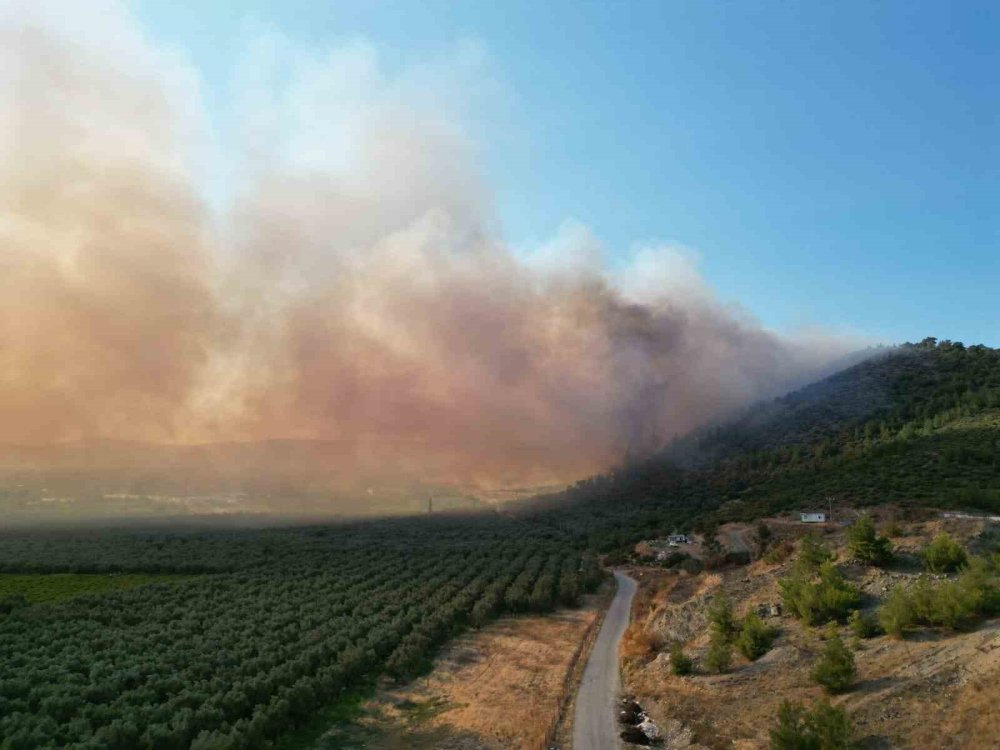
(706, 624, 732, 673)
(737, 612, 777, 661)
(669, 642, 693, 676)
(846, 515, 892, 566)
(707, 591, 737, 638)
(770, 699, 854, 750)
(811, 626, 856, 694)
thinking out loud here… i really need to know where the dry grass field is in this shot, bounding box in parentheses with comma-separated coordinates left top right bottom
(307, 589, 608, 749)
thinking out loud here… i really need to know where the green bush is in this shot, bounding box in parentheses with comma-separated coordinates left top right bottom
(669, 642, 693, 676)
(708, 591, 738, 638)
(763, 540, 796, 565)
(922, 533, 967, 573)
(736, 611, 778, 661)
(808, 700, 855, 750)
(846, 515, 893, 566)
(878, 557, 999, 637)
(811, 626, 856, 694)
(755, 521, 773, 556)
(659, 551, 689, 568)
(881, 520, 904, 538)
(799, 535, 835, 571)
(956, 555, 1000, 616)
(878, 586, 916, 638)
(770, 699, 854, 750)
(781, 562, 861, 625)
(680, 556, 704, 575)
(706, 624, 733, 673)
(928, 580, 979, 630)
(770, 701, 815, 750)
(848, 610, 881, 639)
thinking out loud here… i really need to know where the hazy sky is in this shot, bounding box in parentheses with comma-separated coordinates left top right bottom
(134, 0, 998, 347)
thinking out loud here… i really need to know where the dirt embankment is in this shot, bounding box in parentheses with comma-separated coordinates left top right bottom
(310, 585, 612, 750)
(620, 512, 1000, 749)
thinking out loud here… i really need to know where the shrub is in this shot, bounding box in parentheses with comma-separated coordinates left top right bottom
(848, 610, 881, 639)
(603, 549, 630, 567)
(736, 612, 777, 661)
(878, 586, 917, 638)
(770, 701, 814, 750)
(707, 591, 737, 639)
(809, 700, 855, 749)
(770, 699, 853, 750)
(706, 625, 733, 673)
(922, 533, 967, 573)
(846, 515, 893, 566)
(756, 520, 773, 543)
(624, 627, 664, 658)
(810, 626, 856, 694)
(881, 520, 904, 538)
(798, 535, 835, 572)
(906, 576, 939, 621)
(956, 555, 1000, 616)
(879, 559, 999, 638)
(755, 521, 773, 556)
(725, 549, 753, 567)
(927, 579, 979, 630)
(660, 551, 689, 568)
(764, 540, 796, 565)
(669, 642, 693, 675)
(781, 562, 861, 625)
(680, 556, 704, 575)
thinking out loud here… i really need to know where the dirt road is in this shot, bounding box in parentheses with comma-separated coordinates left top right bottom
(572, 570, 637, 750)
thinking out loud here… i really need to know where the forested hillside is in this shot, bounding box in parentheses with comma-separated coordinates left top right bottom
(526, 338, 1000, 547)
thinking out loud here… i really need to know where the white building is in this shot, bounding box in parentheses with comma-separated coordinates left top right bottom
(800, 512, 827, 523)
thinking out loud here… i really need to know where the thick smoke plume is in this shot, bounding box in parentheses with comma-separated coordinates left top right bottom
(0, 2, 855, 492)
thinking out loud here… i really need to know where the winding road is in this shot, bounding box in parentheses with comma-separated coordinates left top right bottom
(573, 570, 638, 750)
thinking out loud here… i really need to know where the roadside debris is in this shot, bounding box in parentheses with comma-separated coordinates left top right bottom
(618, 696, 663, 746)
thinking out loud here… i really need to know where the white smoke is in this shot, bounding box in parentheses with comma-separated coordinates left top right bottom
(0, 1, 859, 491)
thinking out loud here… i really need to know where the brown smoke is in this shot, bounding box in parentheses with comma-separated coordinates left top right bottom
(0, 3, 857, 492)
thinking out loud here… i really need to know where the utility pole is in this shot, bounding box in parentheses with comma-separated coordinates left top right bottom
(826, 496, 835, 524)
(427, 496, 433, 514)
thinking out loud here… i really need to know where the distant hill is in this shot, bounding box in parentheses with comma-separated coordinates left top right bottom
(526, 338, 1000, 547)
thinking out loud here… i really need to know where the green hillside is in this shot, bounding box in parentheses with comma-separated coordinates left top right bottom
(527, 338, 1000, 548)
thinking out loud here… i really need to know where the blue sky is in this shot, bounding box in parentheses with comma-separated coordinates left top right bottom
(136, 0, 998, 347)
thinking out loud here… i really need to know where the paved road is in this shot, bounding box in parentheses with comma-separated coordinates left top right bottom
(573, 570, 638, 750)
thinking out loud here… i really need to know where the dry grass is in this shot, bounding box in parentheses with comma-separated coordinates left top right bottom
(316, 593, 606, 750)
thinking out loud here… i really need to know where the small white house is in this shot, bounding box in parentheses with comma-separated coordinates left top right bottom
(800, 512, 827, 523)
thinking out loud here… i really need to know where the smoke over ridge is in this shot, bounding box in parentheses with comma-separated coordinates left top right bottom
(0, 2, 857, 491)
